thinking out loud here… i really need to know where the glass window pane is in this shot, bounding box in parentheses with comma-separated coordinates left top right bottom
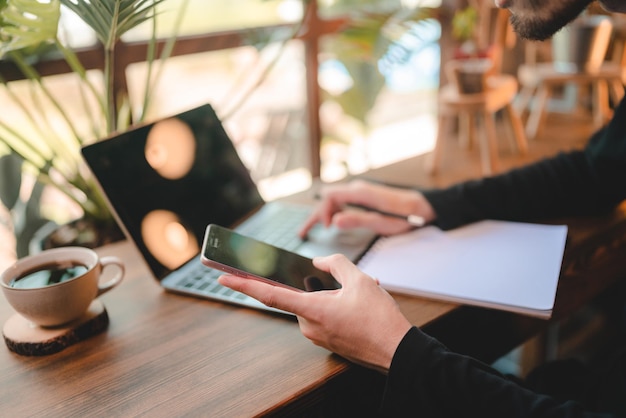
(318, 9, 441, 181)
(319, 0, 402, 18)
(318, 0, 441, 19)
(124, 0, 304, 41)
(126, 41, 311, 200)
(58, 1, 305, 46)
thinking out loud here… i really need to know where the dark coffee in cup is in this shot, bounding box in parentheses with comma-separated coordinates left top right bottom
(9, 261, 89, 289)
(1, 247, 125, 327)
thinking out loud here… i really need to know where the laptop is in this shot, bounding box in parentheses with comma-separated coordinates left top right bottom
(81, 103, 377, 313)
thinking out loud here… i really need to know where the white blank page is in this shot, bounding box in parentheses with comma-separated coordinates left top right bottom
(358, 220, 568, 317)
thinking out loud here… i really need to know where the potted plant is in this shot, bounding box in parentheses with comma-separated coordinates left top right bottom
(0, 0, 186, 255)
(448, 2, 495, 93)
(451, 4, 480, 59)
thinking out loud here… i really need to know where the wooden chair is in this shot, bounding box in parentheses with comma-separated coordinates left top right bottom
(516, 15, 626, 140)
(429, 7, 528, 176)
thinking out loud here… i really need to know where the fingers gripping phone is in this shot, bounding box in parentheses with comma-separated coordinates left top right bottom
(201, 224, 341, 292)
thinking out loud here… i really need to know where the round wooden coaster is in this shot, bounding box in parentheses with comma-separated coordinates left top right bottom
(2, 299, 109, 356)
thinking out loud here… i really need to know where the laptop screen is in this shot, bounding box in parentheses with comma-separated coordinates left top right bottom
(81, 104, 265, 280)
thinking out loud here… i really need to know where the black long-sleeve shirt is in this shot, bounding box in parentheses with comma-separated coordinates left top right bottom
(424, 98, 626, 230)
(380, 96, 626, 417)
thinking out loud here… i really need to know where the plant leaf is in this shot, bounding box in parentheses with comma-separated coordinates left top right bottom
(0, 152, 23, 210)
(60, 0, 166, 50)
(0, 0, 60, 56)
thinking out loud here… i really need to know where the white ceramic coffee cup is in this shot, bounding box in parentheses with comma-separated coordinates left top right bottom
(0, 247, 124, 327)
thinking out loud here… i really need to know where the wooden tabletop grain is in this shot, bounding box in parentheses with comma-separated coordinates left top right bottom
(2, 152, 626, 416)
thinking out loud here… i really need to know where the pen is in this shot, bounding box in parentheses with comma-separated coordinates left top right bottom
(344, 203, 426, 227)
(312, 192, 426, 227)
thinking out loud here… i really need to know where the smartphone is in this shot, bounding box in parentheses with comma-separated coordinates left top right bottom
(201, 224, 341, 292)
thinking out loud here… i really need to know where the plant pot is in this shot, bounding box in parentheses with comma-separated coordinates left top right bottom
(29, 217, 125, 254)
(453, 44, 495, 61)
(446, 58, 494, 94)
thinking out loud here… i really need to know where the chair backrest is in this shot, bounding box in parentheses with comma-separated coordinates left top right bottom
(489, 7, 514, 74)
(551, 15, 613, 72)
(445, 58, 493, 94)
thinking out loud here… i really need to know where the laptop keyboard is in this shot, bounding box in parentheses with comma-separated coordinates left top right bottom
(235, 204, 310, 252)
(173, 204, 311, 309)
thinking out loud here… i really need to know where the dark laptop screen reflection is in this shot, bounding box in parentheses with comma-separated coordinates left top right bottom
(82, 105, 265, 280)
(141, 117, 198, 269)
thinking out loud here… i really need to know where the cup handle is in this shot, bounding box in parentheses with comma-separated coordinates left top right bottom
(96, 256, 125, 296)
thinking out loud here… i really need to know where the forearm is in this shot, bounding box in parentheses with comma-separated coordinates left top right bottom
(423, 150, 596, 229)
(424, 147, 625, 230)
(381, 327, 614, 418)
(422, 98, 626, 230)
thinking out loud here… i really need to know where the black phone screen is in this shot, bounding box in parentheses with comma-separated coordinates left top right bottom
(202, 224, 340, 291)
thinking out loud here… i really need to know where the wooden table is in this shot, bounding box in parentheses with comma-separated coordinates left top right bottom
(2, 154, 626, 417)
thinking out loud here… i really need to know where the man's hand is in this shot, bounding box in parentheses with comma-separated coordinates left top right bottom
(299, 180, 436, 239)
(218, 253, 412, 372)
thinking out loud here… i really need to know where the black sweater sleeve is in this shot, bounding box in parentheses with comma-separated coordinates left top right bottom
(381, 327, 615, 418)
(379, 98, 626, 417)
(422, 96, 626, 230)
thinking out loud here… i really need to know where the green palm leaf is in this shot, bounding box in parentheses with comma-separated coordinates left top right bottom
(0, 0, 60, 56)
(60, 0, 166, 50)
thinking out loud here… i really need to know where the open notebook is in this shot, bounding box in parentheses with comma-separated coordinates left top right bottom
(357, 220, 568, 319)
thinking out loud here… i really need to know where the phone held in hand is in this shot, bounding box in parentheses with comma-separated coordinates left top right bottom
(201, 224, 341, 292)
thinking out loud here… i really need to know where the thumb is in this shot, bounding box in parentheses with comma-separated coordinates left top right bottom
(312, 254, 367, 288)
